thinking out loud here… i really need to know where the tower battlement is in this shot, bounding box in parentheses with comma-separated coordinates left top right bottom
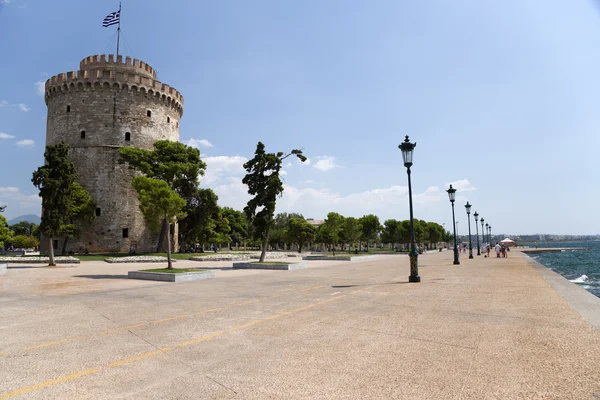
(44, 54, 183, 116)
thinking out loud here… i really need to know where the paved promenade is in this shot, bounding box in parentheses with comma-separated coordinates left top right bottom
(1, 250, 599, 399)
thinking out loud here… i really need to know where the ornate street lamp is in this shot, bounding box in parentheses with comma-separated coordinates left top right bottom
(489, 225, 492, 245)
(399, 136, 420, 283)
(485, 223, 489, 245)
(474, 212, 480, 256)
(465, 202, 473, 259)
(446, 185, 460, 265)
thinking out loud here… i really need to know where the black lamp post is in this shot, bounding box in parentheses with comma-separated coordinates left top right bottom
(474, 212, 480, 256)
(446, 185, 460, 265)
(489, 225, 492, 245)
(399, 136, 420, 283)
(485, 223, 489, 245)
(465, 202, 473, 259)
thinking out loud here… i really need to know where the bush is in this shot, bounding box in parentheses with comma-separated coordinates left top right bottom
(9, 235, 39, 249)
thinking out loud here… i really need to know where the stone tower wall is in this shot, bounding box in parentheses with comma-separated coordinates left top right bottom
(42, 54, 184, 253)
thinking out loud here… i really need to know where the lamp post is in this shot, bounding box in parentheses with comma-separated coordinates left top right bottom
(489, 225, 492, 245)
(465, 202, 473, 259)
(485, 223, 489, 245)
(399, 136, 420, 283)
(474, 212, 480, 256)
(446, 185, 460, 265)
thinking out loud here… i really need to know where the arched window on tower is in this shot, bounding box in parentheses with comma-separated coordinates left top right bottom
(167, 116, 170, 123)
(80, 130, 86, 139)
(125, 132, 131, 141)
(66, 105, 71, 113)
(147, 110, 152, 117)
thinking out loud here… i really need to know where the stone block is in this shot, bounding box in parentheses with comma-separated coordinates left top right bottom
(127, 270, 216, 282)
(232, 262, 307, 270)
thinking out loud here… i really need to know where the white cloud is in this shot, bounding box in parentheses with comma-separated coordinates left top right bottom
(16, 139, 34, 147)
(0, 100, 30, 111)
(0, 187, 41, 219)
(185, 138, 214, 149)
(0, 132, 15, 139)
(0, 0, 13, 5)
(285, 162, 292, 168)
(35, 81, 45, 96)
(201, 155, 248, 186)
(313, 156, 340, 171)
(446, 179, 477, 192)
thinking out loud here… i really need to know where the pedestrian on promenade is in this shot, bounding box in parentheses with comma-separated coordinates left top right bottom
(495, 242, 501, 258)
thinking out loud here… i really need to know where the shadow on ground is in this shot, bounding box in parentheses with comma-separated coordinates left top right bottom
(332, 281, 410, 288)
(73, 274, 129, 280)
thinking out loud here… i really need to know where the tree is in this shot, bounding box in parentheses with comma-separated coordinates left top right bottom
(222, 207, 248, 249)
(119, 140, 206, 252)
(0, 215, 12, 249)
(359, 214, 381, 251)
(32, 144, 79, 266)
(398, 220, 412, 247)
(286, 217, 315, 253)
(10, 221, 38, 237)
(381, 219, 400, 245)
(242, 142, 306, 262)
(131, 176, 187, 269)
(9, 235, 39, 249)
(320, 212, 345, 254)
(61, 182, 96, 255)
(270, 212, 304, 249)
(339, 217, 362, 251)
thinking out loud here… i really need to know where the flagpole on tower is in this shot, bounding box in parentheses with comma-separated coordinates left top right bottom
(116, 2, 122, 58)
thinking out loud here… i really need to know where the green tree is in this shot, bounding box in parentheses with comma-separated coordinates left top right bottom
(359, 214, 381, 251)
(320, 212, 345, 254)
(381, 219, 400, 244)
(426, 222, 444, 248)
(0, 215, 12, 249)
(131, 176, 187, 269)
(32, 144, 78, 266)
(286, 217, 315, 253)
(9, 235, 39, 249)
(339, 217, 362, 251)
(119, 140, 206, 252)
(270, 212, 304, 249)
(9, 221, 38, 237)
(61, 182, 96, 255)
(222, 208, 249, 249)
(242, 142, 306, 262)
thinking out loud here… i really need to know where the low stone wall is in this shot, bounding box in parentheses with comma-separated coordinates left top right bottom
(0, 256, 80, 264)
(302, 255, 380, 261)
(128, 270, 215, 282)
(105, 256, 175, 264)
(232, 262, 307, 271)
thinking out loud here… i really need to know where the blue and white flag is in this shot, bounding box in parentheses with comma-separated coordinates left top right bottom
(102, 10, 120, 27)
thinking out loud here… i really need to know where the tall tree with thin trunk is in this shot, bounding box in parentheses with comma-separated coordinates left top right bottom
(119, 140, 205, 252)
(131, 176, 187, 269)
(32, 144, 78, 266)
(242, 142, 306, 262)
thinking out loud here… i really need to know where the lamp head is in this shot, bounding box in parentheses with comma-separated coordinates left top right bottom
(398, 135, 416, 168)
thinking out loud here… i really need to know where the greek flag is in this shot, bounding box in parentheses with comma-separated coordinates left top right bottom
(102, 10, 120, 27)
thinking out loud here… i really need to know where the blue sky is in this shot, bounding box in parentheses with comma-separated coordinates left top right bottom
(1, 0, 600, 234)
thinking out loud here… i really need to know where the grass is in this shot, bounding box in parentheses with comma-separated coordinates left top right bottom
(250, 261, 293, 265)
(140, 268, 207, 274)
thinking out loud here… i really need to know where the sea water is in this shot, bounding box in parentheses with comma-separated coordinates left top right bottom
(528, 241, 600, 298)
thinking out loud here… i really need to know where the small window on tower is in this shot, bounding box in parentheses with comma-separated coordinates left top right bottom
(66, 105, 71, 113)
(167, 117, 170, 123)
(80, 130, 86, 139)
(96, 208, 101, 217)
(122, 228, 129, 238)
(125, 132, 131, 141)
(147, 110, 152, 117)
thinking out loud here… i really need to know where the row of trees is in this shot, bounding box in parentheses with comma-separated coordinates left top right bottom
(30, 140, 450, 267)
(0, 217, 43, 251)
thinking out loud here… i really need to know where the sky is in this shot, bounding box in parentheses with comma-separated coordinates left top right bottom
(1, 0, 600, 235)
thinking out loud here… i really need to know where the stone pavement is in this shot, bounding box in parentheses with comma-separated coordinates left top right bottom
(1, 250, 599, 399)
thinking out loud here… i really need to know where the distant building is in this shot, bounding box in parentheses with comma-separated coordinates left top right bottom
(306, 218, 325, 228)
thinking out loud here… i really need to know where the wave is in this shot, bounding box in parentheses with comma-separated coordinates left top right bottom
(569, 274, 589, 283)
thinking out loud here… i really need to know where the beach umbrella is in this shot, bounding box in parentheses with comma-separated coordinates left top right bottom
(500, 238, 516, 247)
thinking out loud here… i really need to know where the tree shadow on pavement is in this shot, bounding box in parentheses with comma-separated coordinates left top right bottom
(331, 281, 411, 288)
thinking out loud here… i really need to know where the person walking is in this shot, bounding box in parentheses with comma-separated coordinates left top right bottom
(495, 242, 501, 258)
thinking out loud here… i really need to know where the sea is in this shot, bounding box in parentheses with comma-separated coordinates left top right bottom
(527, 241, 600, 298)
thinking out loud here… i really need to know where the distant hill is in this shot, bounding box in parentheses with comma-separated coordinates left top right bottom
(7, 214, 41, 225)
